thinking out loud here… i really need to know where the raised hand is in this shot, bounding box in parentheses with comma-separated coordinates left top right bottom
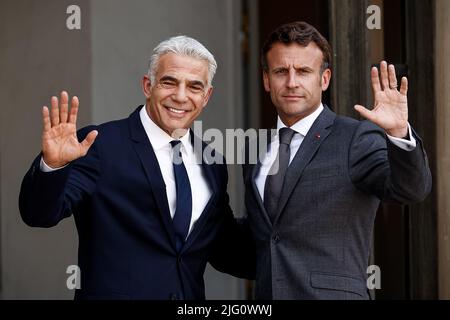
(354, 61, 409, 138)
(42, 91, 98, 168)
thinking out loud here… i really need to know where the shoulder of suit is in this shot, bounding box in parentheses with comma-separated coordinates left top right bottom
(333, 114, 360, 127)
(76, 116, 129, 141)
(330, 115, 385, 143)
(333, 114, 383, 132)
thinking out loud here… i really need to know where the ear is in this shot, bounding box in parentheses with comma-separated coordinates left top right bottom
(142, 75, 152, 98)
(321, 69, 332, 91)
(201, 86, 214, 107)
(263, 71, 271, 92)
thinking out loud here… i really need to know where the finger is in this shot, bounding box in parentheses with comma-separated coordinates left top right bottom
(50, 96, 59, 126)
(80, 130, 98, 156)
(399, 77, 408, 96)
(354, 105, 376, 122)
(380, 61, 389, 91)
(69, 96, 79, 124)
(42, 106, 51, 132)
(60, 91, 69, 123)
(371, 66, 382, 95)
(388, 64, 398, 90)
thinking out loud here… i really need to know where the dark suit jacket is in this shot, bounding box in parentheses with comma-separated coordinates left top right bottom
(243, 106, 432, 300)
(19, 105, 254, 300)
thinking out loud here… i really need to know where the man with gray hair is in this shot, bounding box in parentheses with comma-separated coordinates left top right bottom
(19, 36, 255, 300)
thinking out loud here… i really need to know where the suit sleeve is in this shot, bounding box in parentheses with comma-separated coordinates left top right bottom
(207, 164, 256, 280)
(18, 126, 101, 227)
(348, 121, 432, 204)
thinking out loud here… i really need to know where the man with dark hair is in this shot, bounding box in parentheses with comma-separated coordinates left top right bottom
(261, 21, 332, 75)
(243, 21, 431, 299)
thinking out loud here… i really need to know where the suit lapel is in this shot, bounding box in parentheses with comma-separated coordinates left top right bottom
(273, 107, 336, 225)
(181, 133, 219, 253)
(250, 129, 275, 228)
(128, 106, 177, 250)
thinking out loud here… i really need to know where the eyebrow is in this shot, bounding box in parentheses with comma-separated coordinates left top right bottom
(187, 80, 205, 88)
(296, 66, 314, 73)
(159, 76, 205, 88)
(159, 75, 178, 83)
(272, 67, 287, 73)
(272, 66, 314, 73)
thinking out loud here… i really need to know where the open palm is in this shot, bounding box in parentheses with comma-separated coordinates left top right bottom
(42, 91, 98, 168)
(355, 61, 409, 138)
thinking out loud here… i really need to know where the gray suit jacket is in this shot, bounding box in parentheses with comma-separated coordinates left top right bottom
(243, 106, 432, 300)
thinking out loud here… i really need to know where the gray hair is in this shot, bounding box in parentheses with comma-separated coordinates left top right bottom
(148, 35, 217, 88)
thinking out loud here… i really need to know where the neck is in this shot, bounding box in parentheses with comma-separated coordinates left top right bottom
(278, 104, 321, 127)
(170, 128, 189, 139)
(145, 104, 188, 139)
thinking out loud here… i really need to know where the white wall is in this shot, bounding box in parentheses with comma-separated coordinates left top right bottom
(0, 0, 91, 299)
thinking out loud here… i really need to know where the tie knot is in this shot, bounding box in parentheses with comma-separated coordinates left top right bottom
(279, 128, 296, 145)
(170, 140, 183, 164)
(170, 140, 182, 148)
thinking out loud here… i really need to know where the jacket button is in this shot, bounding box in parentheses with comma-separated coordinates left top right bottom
(170, 293, 178, 300)
(272, 234, 280, 243)
(177, 256, 182, 263)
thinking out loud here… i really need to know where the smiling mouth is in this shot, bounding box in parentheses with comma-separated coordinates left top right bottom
(165, 106, 191, 115)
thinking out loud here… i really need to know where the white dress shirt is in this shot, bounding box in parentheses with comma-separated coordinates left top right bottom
(255, 103, 417, 201)
(41, 106, 212, 237)
(139, 106, 211, 237)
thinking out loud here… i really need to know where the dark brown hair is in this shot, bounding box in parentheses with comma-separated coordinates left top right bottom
(261, 21, 332, 73)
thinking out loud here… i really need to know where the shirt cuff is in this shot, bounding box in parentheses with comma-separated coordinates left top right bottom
(40, 157, 68, 172)
(386, 123, 417, 151)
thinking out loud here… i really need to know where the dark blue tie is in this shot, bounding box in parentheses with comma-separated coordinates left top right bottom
(170, 140, 192, 252)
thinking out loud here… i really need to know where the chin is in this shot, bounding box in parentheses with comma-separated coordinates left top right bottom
(168, 121, 190, 132)
(280, 106, 306, 117)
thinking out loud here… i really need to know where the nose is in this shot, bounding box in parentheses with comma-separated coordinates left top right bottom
(287, 69, 299, 89)
(173, 84, 188, 103)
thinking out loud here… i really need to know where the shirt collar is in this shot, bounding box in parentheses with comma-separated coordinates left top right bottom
(276, 103, 324, 136)
(139, 105, 191, 152)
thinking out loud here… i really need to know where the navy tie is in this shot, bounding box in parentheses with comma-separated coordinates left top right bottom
(170, 140, 192, 252)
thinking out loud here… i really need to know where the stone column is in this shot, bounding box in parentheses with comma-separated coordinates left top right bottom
(435, 0, 450, 300)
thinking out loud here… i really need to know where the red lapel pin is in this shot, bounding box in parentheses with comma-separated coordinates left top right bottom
(315, 133, 321, 139)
